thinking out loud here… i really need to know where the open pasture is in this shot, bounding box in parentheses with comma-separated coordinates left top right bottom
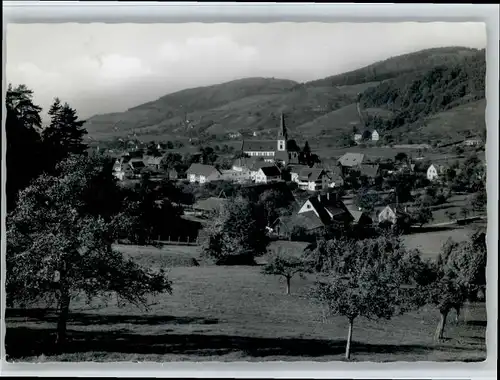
(6, 236, 486, 362)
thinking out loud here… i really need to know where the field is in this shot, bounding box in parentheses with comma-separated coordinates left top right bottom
(5, 230, 486, 363)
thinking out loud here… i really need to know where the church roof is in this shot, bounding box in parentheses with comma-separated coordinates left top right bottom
(242, 140, 277, 152)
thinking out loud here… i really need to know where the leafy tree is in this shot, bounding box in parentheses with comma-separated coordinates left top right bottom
(419, 230, 486, 341)
(199, 146, 218, 165)
(354, 188, 380, 213)
(310, 235, 423, 359)
(5, 84, 45, 211)
(42, 98, 88, 170)
(409, 206, 433, 227)
(161, 152, 183, 171)
(201, 196, 269, 265)
(395, 152, 408, 162)
(6, 155, 172, 347)
(262, 250, 310, 295)
(471, 185, 487, 213)
(257, 189, 294, 226)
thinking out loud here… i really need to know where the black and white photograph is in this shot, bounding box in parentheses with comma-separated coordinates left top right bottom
(2, 6, 494, 366)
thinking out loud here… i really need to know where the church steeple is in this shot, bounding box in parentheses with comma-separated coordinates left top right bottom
(277, 112, 287, 152)
(278, 112, 287, 140)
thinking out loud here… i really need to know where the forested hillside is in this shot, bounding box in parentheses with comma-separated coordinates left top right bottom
(84, 46, 486, 147)
(359, 49, 486, 144)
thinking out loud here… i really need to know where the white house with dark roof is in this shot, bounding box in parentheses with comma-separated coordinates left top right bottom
(255, 166, 281, 184)
(298, 193, 353, 227)
(297, 167, 329, 191)
(427, 164, 444, 181)
(186, 163, 222, 184)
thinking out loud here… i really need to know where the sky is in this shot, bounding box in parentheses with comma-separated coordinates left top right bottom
(5, 22, 486, 122)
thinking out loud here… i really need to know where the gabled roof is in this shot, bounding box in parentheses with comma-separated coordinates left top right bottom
(359, 164, 380, 178)
(288, 164, 309, 174)
(274, 150, 289, 162)
(241, 140, 277, 152)
(260, 166, 281, 177)
(326, 165, 343, 181)
(338, 153, 365, 167)
(186, 163, 220, 177)
(281, 211, 324, 231)
(250, 160, 270, 171)
(192, 197, 227, 212)
(298, 168, 325, 182)
(145, 156, 163, 166)
(129, 159, 145, 169)
(305, 194, 352, 225)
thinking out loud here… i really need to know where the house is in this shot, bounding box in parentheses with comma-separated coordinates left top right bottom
(249, 160, 272, 181)
(377, 204, 409, 225)
(348, 209, 373, 226)
(144, 156, 163, 171)
(427, 164, 444, 181)
(186, 163, 222, 184)
(338, 152, 365, 168)
(362, 129, 380, 142)
(463, 138, 482, 146)
(270, 212, 325, 239)
(220, 168, 251, 183)
(129, 159, 146, 174)
(166, 168, 178, 180)
(297, 168, 329, 191)
(255, 166, 282, 184)
(240, 113, 299, 166)
(190, 197, 228, 217)
(298, 193, 353, 228)
(288, 164, 310, 183)
(326, 166, 344, 188)
(359, 163, 380, 179)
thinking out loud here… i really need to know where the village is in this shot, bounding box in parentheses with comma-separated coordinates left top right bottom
(107, 112, 486, 247)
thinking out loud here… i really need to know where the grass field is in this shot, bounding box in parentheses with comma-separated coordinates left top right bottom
(5, 230, 486, 363)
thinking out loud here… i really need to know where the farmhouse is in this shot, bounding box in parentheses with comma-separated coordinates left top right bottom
(338, 152, 365, 168)
(288, 164, 310, 183)
(186, 163, 222, 184)
(362, 129, 380, 141)
(270, 212, 325, 239)
(463, 138, 482, 146)
(359, 163, 380, 180)
(377, 204, 409, 225)
(348, 209, 373, 227)
(189, 197, 228, 218)
(427, 164, 444, 181)
(240, 113, 299, 166)
(326, 166, 344, 188)
(298, 193, 353, 227)
(297, 168, 329, 191)
(255, 166, 282, 184)
(144, 156, 163, 171)
(220, 168, 251, 183)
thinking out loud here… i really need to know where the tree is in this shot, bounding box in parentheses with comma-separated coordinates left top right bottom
(42, 99, 88, 170)
(310, 235, 423, 359)
(262, 249, 310, 295)
(409, 204, 433, 227)
(201, 196, 269, 265)
(354, 188, 380, 213)
(257, 189, 294, 226)
(5, 84, 46, 211)
(420, 230, 486, 341)
(395, 152, 408, 162)
(6, 155, 172, 347)
(471, 185, 486, 213)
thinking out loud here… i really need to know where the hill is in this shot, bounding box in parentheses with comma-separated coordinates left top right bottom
(84, 46, 486, 148)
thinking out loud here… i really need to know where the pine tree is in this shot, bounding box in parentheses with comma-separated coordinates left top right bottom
(42, 98, 88, 170)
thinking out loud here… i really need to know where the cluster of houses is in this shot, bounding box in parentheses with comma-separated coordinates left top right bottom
(353, 128, 380, 144)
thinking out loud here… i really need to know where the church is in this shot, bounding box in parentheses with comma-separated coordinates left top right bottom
(240, 113, 299, 166)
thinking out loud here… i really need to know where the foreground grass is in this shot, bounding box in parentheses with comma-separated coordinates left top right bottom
(6, 262, 486, 362)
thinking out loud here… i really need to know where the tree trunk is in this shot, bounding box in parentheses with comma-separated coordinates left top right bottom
(285, 276, 291, 295)
(434, 309, 448, 342)
(55, 291, 71, 348)
(345, 318, 354, 360)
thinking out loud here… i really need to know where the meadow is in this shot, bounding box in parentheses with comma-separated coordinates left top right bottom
(5, 228, 486, 362)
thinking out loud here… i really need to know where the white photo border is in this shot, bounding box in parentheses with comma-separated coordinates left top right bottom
(1, 2, 498, 378)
